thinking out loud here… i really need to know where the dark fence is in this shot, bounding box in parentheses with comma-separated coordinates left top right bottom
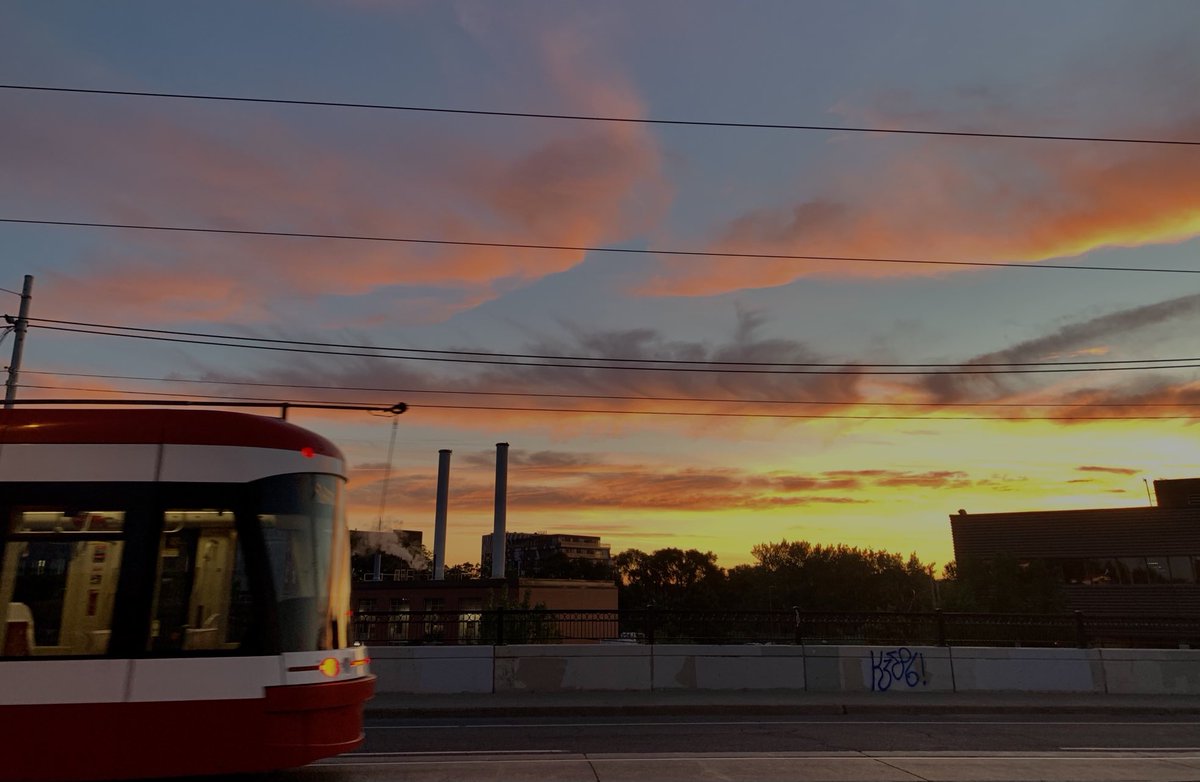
(350, 608, 1200, 649)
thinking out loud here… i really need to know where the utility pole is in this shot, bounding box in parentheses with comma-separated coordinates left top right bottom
(4, 275, 33, 409)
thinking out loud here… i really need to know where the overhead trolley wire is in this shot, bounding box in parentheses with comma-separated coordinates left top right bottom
(3, 218, 1197, 276)
(16, 383, 396, 407)
(23, 317, 1200, 368)
(23, 369, 1200, 409)
(23, 322, 1200, 376)
(20, 383, 1199, 422)
(4, 84, 1199, 147)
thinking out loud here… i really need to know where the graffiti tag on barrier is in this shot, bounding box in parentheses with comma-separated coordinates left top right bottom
(870, 647, 927, 691)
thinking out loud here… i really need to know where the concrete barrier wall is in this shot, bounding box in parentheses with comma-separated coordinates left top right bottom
(495, 644, 651, 692)
(370, 645, 493, 694)
(369, 644, 1200, 696)
(653, 645, 807, 691)
(949, 647, 1103, 692)
(1100, 648, 1200, 695)
(805, 645, 954, 693)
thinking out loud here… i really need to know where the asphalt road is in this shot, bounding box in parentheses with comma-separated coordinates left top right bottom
(275, 712, 1200, 781)
(355, 712, 1200, 753)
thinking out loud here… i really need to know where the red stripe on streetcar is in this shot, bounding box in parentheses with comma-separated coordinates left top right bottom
(0, 409, 343, 459)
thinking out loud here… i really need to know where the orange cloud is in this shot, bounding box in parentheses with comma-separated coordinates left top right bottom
(1076, 465, 1140, 475)
(7, 32, 666, 326)
(345, 449, 1025, 517)
(637, 117, 1200, 296)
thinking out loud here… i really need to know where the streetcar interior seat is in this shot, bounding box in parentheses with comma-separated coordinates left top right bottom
(4, 602, 34, 656)
(84, 629, 111, 654)
(182, 614, 220, 650)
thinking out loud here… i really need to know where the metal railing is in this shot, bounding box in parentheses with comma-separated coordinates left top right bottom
(349, 608, 1200, 649)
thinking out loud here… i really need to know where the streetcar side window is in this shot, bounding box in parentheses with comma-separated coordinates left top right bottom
(1, 510, 124, 657)
(147, 510, 250, 653)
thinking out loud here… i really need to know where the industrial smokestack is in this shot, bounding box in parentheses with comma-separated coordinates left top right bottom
(433, 449, 451, 580)
(491, 442, 509, 578)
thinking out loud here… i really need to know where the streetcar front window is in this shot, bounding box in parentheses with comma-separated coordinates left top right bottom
(258, 474, 345, 652)
(2, 509, 125, 656)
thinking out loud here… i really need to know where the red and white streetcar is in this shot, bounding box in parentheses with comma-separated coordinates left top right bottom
(0, 407, 376, 781)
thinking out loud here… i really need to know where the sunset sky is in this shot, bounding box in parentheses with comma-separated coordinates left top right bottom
(5, 1, 1200, 570)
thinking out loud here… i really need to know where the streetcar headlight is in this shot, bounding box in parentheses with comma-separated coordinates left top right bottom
(318, 657, 341, 677)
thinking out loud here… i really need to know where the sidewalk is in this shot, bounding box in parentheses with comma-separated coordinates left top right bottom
(365, 689, 1200, 718)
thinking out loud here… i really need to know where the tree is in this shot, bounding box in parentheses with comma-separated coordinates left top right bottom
(614, 547, 726, 610)
(479, 589, 560, 644)
(940, 556, 1066, 613)
(744, 539, 937, 612)
(444, 561, 481, 580)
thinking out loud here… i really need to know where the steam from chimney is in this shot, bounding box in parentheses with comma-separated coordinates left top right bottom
(350, 531, 427, 569)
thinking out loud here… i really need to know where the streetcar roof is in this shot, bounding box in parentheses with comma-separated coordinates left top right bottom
(0, 408, 344, 461)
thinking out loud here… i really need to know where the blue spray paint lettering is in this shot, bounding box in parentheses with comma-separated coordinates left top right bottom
(870, 647, 927, 691)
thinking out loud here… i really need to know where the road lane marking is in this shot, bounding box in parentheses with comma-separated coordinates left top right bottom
(319, 751, 1200, 767)
(346, 750, 569, 757)
(1061, 747, 1200, 751)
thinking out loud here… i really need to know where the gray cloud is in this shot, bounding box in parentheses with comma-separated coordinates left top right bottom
(919, 294, 1200, 403)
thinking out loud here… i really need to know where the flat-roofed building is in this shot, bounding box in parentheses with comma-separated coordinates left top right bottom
(481, 532, 611, 577)
(950, 478, 1200, 614)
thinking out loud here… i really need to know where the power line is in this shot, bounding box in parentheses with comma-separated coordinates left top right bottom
(17, 383, 394, 407)
(22, 369, 1200, 410)
(4, 218, 1198, 276)
(24, 317, 1200, 368)
(412, 402, 1197, 421)
(5, 394, 404, 414)
(21, 383, 1198, 422)
(4, 84, 1199, 147)
(27, 323, 1200, 376)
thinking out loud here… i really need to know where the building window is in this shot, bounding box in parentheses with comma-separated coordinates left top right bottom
(1059, 559, 1087, 585)
(1167, 556, 1195, 583)
(1118, 557, 1148, 585)
(388, 599, 409, 642)
(458, 598, 482, 643)
(423, 597, 445, 642)
(1146, 557, 1171, 584)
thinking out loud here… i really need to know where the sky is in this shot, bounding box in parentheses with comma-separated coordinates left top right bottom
(4, 0, 1200, 571)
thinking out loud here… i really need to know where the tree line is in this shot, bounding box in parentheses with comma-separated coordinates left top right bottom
(614, 542, 1065, 613)
(351, 536, 1065, 614)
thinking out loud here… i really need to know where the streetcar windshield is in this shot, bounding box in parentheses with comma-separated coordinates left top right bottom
(258, 474, 346, 652)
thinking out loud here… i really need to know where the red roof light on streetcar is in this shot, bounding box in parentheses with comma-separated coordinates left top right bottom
(318, 657, 341, 678)
(301, 446, 315, 458)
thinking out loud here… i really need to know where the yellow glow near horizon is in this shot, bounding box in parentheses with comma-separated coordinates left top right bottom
(345, 414, 1200, 571)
